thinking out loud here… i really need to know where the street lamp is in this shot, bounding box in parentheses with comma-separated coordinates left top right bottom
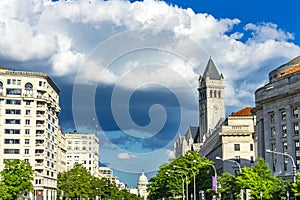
(266, 149, 297, 183)
(173, 165, 192, 200)
(194, 160, 217, 193)
(166, 170, 185, 200)
(216, 156, 241, 173)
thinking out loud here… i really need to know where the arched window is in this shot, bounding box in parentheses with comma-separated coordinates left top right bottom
(25, 82, 33, 95)
(25, 82, 33, 90)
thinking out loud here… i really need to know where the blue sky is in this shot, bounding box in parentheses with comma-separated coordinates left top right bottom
(0, 0, 300, 187)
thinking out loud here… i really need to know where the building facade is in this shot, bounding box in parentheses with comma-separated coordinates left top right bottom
(65, 132, 99, 177)
(253, 56, 300, 180)
(0, 67, 61, 200)
(173, 58, 257, 176)
(198, 57, 225, 143)
(200, 107, 256, 175)
(129, 171, 149, 200)
(98, 166, 117, 184)
(174, 126, 200, 158)
(173, 58, 225, 158)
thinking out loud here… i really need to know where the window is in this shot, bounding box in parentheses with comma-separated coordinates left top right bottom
(270, 127, 276, 138)
(4, 149, 20, 154)
(5, 119, 20, 124)
(293, 108, 299, 119)
(25, 110, 30, 115)
(250, 144, 254, 151)
(282, 125, 287, 137)
(25, 82, 33, 90)
(6, 88, 21, 95)
(234, 144, 240, 151)
(24, 149, 29, 154)
(5, 129, 20, 134)
(25, 139, 30, 144)
(4, 139, 20, 144)
(39, 81, 42, 86)
(294, 123, 299, 135)
(5, 109, 21, 115)
(281, 110, 286, 121)
(25, 129, 30, 135)
(24, 159, 29, 163)
(25, 119, 30, 125)
(25, 101, 31, 105)
(250, 156, 254, 163)
(271, 143, 276, 171)
(296, 141, 300, 170)
(283, 142, 288, 171)
(7, 79, 11, 84)
(6, 99, 21, 105)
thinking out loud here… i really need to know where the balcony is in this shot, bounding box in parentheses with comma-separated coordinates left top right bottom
(35, 142, 45, 147)
(23, 93, 34, 100)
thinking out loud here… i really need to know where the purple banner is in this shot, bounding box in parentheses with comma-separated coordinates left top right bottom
(212, 176, 217, 191)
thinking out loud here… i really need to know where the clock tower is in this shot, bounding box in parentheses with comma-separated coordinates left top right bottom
(198, 57, 225, 142)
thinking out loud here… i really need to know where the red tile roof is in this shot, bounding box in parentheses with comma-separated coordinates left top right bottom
(278, 64, 300, 78)
(230, 107, 253, 117)
(0, 66, 7, 70)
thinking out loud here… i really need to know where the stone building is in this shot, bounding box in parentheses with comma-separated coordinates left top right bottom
(0, 67, 61, 200)
(65, 132, 99, 177)
(253, 56, 300, 180)
(129, 170, 149, 199)
(200, 107, 256, 175)
(174, 57, 257, 175)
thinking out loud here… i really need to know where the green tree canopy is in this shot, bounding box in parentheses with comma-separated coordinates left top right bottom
(57, 164, 141, 200)
(147, 151, 215, 199)
(0, 160, 34, 199)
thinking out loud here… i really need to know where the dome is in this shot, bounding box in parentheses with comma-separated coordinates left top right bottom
(138, 171, 148, 185)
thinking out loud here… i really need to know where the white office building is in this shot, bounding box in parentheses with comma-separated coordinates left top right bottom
(65, 132, 99, 177)
(0, 67, 61, 200)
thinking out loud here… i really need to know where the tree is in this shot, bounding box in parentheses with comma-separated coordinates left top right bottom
(292, 172, 300, 197)
(57, 164, 95, 199)
(0, 160, 34, 199)
(57, 164, 141, 200)
(147, 150, 215, 199)
(234, 158, 290, 200)
(218, 172, 239, 199)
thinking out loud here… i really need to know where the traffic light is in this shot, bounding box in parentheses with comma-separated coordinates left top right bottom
(199, 190, 205, 200)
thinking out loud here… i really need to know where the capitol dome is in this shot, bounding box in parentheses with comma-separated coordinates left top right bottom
(138, 171, 148, 185)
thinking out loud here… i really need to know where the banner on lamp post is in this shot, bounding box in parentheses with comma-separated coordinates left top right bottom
(212, 176, 217, 191)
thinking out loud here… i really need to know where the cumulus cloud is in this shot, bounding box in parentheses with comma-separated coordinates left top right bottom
(117, 152, 138, 160)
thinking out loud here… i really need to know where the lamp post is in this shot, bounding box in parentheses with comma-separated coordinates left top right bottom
(216, 156, 241, 173)
(216, 156, 243, 200)
(266, 149, 297, 183)
(166, 170, 185, 200)
(173, 165, 193, 200)
(194, 160, 217, 193)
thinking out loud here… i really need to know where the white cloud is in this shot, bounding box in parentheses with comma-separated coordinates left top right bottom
(166, 149, 175, 159)
(117, 152, 138, 160)
(1, 0, 300, 123)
